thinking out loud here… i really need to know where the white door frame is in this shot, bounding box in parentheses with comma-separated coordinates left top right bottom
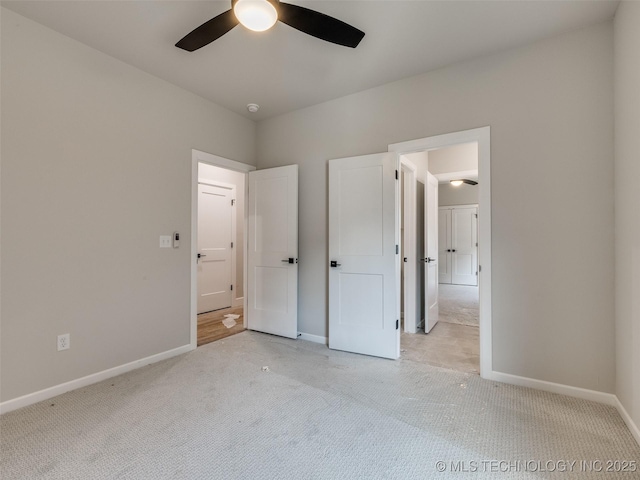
(389, 126, 492, 378)
(191, 149, 255, 349)
(400, 158, 418, 333)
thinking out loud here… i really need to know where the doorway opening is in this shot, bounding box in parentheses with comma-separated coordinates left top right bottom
(389, 127, 492, 378)
(401, 144, 479, 373)
(191, 150, 255, 348)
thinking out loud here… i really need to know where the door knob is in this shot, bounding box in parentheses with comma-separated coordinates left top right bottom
(197, 253, 206, 259)
(403, 257, 408, 263)
(452, 249, 456, 252)
(447, 249, 451, 252)
(282, 258, 297, 264)
(424, 257, 436, 263)
(330, 261, 341, 268)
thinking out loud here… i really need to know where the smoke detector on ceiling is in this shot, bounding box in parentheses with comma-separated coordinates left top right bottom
(247, 103, 260, 113)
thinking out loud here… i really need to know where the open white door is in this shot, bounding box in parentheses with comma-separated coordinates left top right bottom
(328, 153, 399, 359)
(247, 165, 298, 339)
(424, 172, 439, 333)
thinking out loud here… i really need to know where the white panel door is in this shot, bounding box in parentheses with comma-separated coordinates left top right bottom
(451, 206, 478, 286)
(247, 165, 298, 339)
(438, 207, 452, 284)
(424, 172, 439, 333)
(197, 183, 233, 313)
(328, 153, 399, 359)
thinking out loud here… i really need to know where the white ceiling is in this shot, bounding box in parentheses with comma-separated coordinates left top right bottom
(2, 0, 619, 121)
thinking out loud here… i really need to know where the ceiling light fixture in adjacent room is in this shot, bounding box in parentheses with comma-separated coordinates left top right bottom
(450, 179, 478, 186)
(233, 0, 278, 32)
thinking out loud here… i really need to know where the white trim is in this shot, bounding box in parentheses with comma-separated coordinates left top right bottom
(0, 344, 193, 415)
(485, 370, 618, 406)
(298, 332, 328, 345)
(615, 397, 640, 447)
(389, 126, 492, 377)
(193, 151, 256, 174)
(191, 150, 255, 347)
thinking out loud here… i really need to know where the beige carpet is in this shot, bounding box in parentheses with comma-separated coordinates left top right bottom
(1, 331, 638, 479)
(438, 284, 479, 327)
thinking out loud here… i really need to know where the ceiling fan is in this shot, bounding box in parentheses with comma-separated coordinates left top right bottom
(176, 0, 365, 51)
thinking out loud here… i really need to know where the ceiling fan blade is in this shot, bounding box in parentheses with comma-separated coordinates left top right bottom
(176, 9, 238, 52)
(278, 3, 364, 48)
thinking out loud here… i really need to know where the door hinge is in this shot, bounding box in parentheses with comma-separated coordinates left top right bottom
(396, 244, 399, 254)
(479, 265, 482, 272)
(395, 169, 398, 180)
(231, 242, 234, 248)
(475, 213, 478, 218)
(230, 285, 233, 291)
(231, 199, 236, 206)
(475, 242, 478, 247)
(396, 319, 399, 330)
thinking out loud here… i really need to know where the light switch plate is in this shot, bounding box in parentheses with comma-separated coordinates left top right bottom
(159, 235, 172, 248)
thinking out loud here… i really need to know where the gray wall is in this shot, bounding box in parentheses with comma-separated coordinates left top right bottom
(257, 22, 615, 393)
(0, 9, 256, 402)
(614, 1, 640, 434)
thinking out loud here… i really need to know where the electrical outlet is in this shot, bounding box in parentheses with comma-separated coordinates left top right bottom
(57, 334, 70, 351)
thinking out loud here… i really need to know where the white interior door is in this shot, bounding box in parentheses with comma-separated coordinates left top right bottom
(328, 152, 399, 359)
(424, 172, 439, 333)
(438, 207, 452, 284)
(451, 206, 478, 286)
(197, 183, 233, 313)
(247, 165, 298, 339)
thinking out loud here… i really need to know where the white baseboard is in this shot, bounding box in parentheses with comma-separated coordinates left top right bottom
(297, 332, 327, 345)
(0, 344, 194, 415)
(614, 396, 640, 447)
(485, 370, 618, 406)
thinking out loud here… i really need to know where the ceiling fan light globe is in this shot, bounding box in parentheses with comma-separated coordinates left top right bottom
(233, 0, 278, 32)
(450, 180, 464, 187)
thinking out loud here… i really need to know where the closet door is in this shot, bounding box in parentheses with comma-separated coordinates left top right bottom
(451, 206, 478, 286)
(438, 208, 452, 284)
